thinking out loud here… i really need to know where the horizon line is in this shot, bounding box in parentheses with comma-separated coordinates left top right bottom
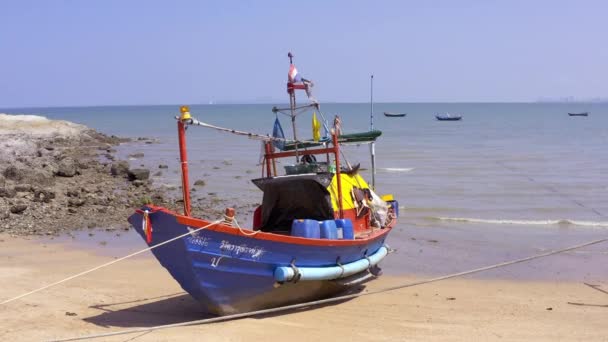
(1, 100, 607, 110)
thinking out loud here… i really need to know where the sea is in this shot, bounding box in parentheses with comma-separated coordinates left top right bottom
(2, 103, 607, 280)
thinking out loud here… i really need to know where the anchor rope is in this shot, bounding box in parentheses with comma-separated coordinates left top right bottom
(48, 237, 608, 342)
(0, 218, 224, 306)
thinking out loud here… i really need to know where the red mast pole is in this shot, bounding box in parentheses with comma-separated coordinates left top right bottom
(177, 106, 192, 217)
(332, 130, 344, 219)
(264, 141, 273, 177)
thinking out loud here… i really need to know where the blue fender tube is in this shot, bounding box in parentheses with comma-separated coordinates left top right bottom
(274, 246, 388, 282)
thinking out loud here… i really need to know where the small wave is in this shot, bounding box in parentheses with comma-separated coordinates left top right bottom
(431, 217, 608, 228)
(380, 167, 414, 173)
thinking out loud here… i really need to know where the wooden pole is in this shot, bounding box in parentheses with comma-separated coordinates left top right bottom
(264, 141, 273, 177)
(332, 130, 344, 219)
(177, 120, 192, 217)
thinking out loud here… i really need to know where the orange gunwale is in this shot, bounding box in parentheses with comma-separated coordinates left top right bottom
(142, 205, 393, 247)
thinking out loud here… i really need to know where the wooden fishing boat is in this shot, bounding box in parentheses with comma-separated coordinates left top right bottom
(128, 53, 397, 316)
(436, 113, 462, 121)
(383, 112, 406, 117)
(568, 112, 589, 116)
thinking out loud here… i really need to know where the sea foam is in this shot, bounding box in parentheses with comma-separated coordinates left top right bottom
(380, 167, 414, 173)
(432, 217, 608, 228)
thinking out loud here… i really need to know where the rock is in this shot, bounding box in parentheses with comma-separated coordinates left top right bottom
(33, 189, 55, 203)
(0, 175, 5, 188)
(0, 206, 9, 220)
(153, 171, 162, 177)
(25, 169, 55, 187)
(14, 184, 33, 193)
(56, 158, 77, 177)
(66, 190, 79, 197)
(110, 161, 130, 176)
(76, 160, 90, 170)
(44, 145, 55, 151)
(68, 208, 77, 214)
(132, 180, 146, 187)
(128, 152, 145, 159)
(10, 203, 28, 214)
(68, 198, 86, 207)
(151, 193, 165, 203)
(0, 187, 17, 198)
(127, 168, 150, 181)
(3, 166, 24, 182)
(194, 180, 206, 186)
(158, 164, 168, 169)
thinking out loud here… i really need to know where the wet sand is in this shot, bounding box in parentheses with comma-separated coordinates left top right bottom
(1, 233, 607, 341)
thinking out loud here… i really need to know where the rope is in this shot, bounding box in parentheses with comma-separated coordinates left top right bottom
(233, 217, 260, 237)
(1, 219, 223, 306)
(48, 237, 608, 342)
(187, 118, 297, 143)
(496, 161, 607, 218)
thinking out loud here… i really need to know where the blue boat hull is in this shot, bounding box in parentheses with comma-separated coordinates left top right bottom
(128, 208, 390, 315)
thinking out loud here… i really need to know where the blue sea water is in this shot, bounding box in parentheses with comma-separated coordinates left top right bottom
(3, 103, 608, 279)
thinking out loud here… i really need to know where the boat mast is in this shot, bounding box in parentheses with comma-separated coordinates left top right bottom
(370, 74, 376, 190)
(177, 106, 192, 217)
(288, 52, 300, 162)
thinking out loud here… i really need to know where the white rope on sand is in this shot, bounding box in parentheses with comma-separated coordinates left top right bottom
(0, 219, 223, 306)
(49, 237, 608, 342)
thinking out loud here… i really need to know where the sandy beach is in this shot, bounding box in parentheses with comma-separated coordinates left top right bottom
(1, 233, 607, 341)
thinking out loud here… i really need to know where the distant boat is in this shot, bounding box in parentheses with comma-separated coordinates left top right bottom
(435, 113, 462, 121)
(568, 112, 589, 117)
(383, 112, 406, 117)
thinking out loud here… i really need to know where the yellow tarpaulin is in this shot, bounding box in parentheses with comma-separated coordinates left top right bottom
(327, 173, 370, 211)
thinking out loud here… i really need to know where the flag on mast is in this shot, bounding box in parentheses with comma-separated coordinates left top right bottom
(272, 117, 286, 150)
(312, 112, 321, 142)
(288, 64, 302, 83)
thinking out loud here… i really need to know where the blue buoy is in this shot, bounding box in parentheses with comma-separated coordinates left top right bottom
(319, 220, 338, 239)
(291, 219, 320, 239)
(334, 219, 354, 240)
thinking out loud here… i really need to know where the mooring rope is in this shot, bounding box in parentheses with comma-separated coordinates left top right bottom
(187, 118, 297, 143)
(496, 161, 607, 218)
(48, 237, 608, 342)
(0, 219, 223, 306)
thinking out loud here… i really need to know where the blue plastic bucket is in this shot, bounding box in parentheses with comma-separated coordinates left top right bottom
(319, 220, 338, 239)
(335, 219, 354, 240)
(291, 219, 320, 239)
(388, 200, 399, 217)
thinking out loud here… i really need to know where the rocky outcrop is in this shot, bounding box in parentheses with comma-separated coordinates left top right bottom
(0, 113, 237, 236)
(56, 158, 77, 177)
(127, 168, 150, 181)
(110, 161, 130, 177)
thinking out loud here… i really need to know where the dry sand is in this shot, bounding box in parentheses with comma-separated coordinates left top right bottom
(1, 234, 607, 341)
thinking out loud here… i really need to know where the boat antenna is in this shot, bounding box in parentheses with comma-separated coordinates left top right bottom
(287, 51, 300, 162)
(370, 74, 374, 130)
(370, 74, 376, 190)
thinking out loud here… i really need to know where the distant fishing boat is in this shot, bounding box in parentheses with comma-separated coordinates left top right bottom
(383, 112, 406, 117)
(568, 112, 589, 117)
(435, 113, 462, 121)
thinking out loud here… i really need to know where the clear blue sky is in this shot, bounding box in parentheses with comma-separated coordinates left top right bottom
(1, 0, 606, 107)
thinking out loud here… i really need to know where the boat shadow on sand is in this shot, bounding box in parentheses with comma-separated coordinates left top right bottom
(83, 287, 365, 328)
